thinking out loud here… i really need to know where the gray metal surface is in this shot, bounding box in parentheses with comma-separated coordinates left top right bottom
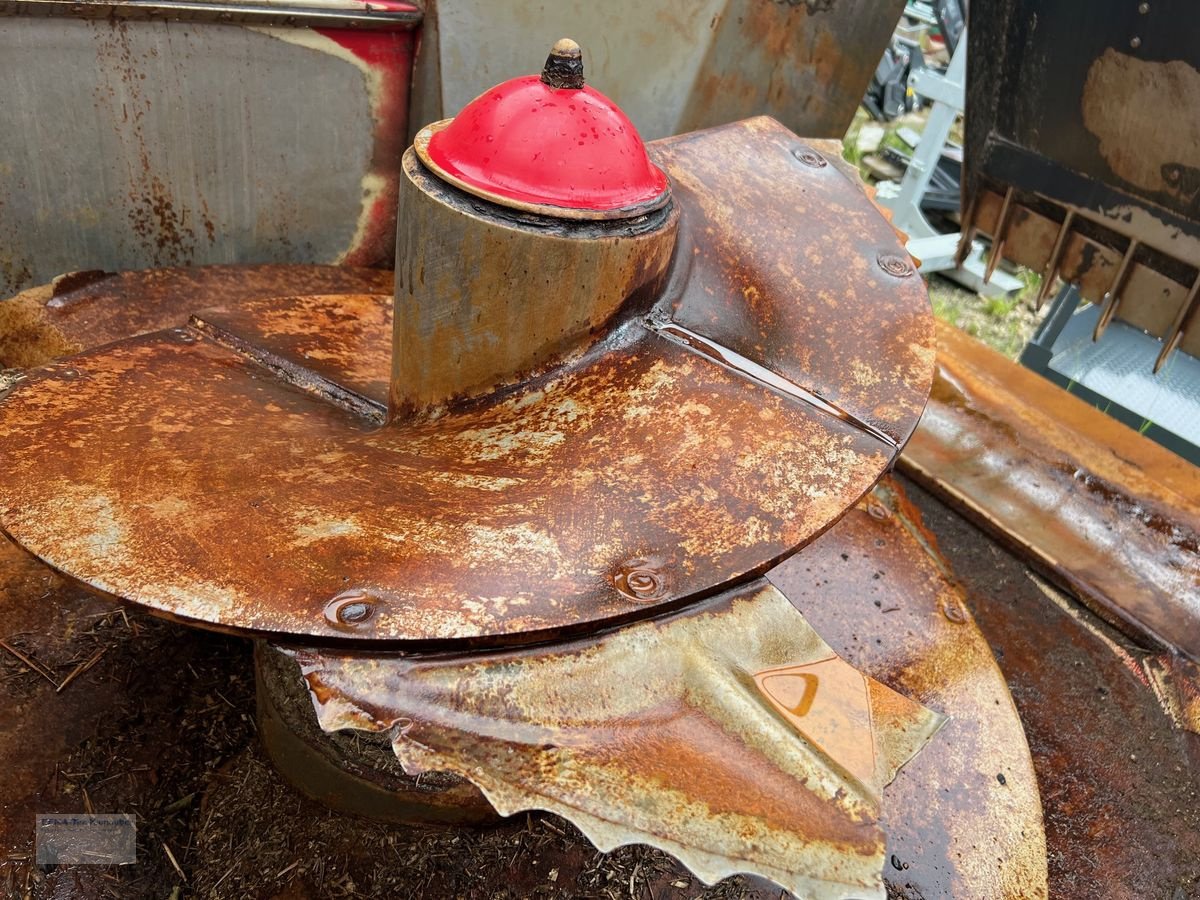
(1022, 287, 1200, 464)
(0, 14, 412, 295)
(411, 0, 905, 143)
(1050, 306, 1200, 447)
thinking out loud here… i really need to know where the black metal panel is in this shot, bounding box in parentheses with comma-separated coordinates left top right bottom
(966, 0, 1200, 232)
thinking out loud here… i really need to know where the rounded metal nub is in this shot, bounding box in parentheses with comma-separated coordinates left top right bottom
(541, 38, 584, 89)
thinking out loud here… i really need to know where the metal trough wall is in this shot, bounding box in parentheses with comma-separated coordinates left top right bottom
(0, 0, 420, 296)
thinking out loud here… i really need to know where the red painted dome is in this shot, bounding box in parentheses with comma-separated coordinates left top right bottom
(415, 39, 670, 219)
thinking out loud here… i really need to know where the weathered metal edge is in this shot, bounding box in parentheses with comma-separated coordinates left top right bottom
(0, 0, 421, 29)
(899, 319, 1200, 662)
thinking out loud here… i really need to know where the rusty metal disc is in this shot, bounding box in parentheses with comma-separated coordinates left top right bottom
(0, 118, 933, 645)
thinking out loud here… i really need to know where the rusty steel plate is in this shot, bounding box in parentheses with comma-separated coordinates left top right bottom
(0, 118, 933, 644)
(654, 120, 934, 447)
(0, 264, 393, 370)
(770, 480, 1048, 899)
(902, 321, 1200, 662)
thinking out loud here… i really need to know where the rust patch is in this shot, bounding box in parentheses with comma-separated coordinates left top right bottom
(0, 265, 392, 370)
(283, 474, 1045, 898)
(91, 19, 200, 266)
(769, 479, 1048, 899)
(676, 0, 904, 138)
(969, 187, 1200, 337)
(0, 325, 891, 645)
(255, 642, 498, 827)
(910, 480, 1200, 898)
(652, 117, 935, 448)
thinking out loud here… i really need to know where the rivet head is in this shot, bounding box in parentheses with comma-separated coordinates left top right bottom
(942, 603, 968, 624)
(1129, 35, 1142, 48)
(324, 590, 378, 628)
(172, 328, 197, 344)
(866, 498, 891, 520)
(60, 367, 80, 380)
(613, 559, 669, 602)
(877, 252, 914, 277)
(793, 146, 828, 168)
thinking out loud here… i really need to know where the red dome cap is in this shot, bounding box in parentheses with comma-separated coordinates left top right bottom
(414, 39, 670, 220)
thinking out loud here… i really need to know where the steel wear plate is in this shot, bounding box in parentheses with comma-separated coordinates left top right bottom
(771, 480, 1049, 898)
(656, 118, 934, 447)
(0, 118, 933, 644)
(290, 579, 947, 900)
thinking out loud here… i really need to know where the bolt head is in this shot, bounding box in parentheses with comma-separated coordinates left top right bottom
(324, 590, 378, 628)
(613, 560, 670, 602)
(792, 146, 828, 168)
(877, 253, 915, 278)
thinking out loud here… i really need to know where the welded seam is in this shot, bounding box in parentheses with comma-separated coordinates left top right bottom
(648, 320, 899, 451)
(187, 317, 387, 426)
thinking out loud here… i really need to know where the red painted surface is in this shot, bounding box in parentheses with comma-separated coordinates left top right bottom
(426, 75, 669, 212)
(315, 24, 416, 267)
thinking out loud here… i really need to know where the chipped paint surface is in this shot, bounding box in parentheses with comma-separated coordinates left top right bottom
(290, 581, 945, 900)
(0, 118, 933, 644)
(257, 24, 415, 268)
(1082, 49, 1200, 203)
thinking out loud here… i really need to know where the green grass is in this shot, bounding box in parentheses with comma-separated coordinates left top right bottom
(927, 273, 1048, 359)
(840, 108, 871, 169)
(931, 292, 963, 329)
(984, 295, 1019, 317)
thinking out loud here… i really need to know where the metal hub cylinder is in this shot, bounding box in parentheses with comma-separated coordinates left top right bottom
(255, 642, 498, 826)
